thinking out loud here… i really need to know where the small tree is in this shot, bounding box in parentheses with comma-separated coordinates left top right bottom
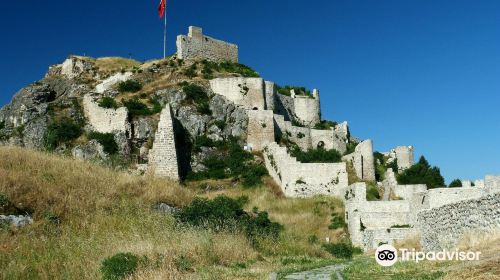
(448, 179, 462, 188)
(397, 156, 445, 189)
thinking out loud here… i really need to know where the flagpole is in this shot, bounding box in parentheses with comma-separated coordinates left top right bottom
(163, 9, 167, 59)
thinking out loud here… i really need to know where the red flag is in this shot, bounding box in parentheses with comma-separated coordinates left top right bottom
(158, 0, 166, 19)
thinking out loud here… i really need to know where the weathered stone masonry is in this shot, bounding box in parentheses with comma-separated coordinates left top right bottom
(418, 192, 500, 251)
(177, 26, 238, 63)
(148, 106, 180, 180)
(264, 142, 348, 198)
(83, 94, 130, 135)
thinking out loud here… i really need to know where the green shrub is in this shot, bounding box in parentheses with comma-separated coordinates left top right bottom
(448, 179, 462, 188)
(277, 85, 312, 97)
(397, 156, 445, 189)
(148, 97, 163, 114)
(328, 214, 345, 230)
(322, 242, 359, 259)
(122, 98, 152, 117)
(175, 196, 282, 242)
(344, 141, 358, 155)
(184, 63, 198, 78)
(88, 132, 119, 155)
(118, 80, 142, 93)
(98, 97, 119, 109)
(290, 147, 342, 163)
(314, 120, 338, 130)
(201, 60, 260, 78)
(366, 183, 380, 201)
(181, 83, 211, 114)
(174, 255, 193, 272)
(186, 137, 268, 187)
(100, 253, 139, 280)
(0, 121, 5, 130)
(44, 118, 83, 150)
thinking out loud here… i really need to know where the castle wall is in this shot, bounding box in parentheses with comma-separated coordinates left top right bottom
(176, 26, 238, 63)
(418, 192, 500, 251)
(264, 81, 276, 110)
(148, 106, 179, 180)
(264, 142, 348, 198)
(293, 91, 321, 127)
(273, 114, 347, 154)
(383, 146, 415, 172)
(424, 187, 486, 209)
(342, 140, 376, 181)
(362, 228, 420, 250)
(247, 110, 275, 151)
(273, 93, 294, 121)
(95, 72, 133, 93)
(82, 94, 130, 135)
(209, 77, 266, 110)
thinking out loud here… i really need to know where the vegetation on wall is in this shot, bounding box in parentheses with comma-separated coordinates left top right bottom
(44, 117, 83, 150)
(277, 85, 313, 98)
(397, 156, 445, 189)
(98, 97, 119, 109)
(313, 120, 338, 130)
(290, 146, 342, 163)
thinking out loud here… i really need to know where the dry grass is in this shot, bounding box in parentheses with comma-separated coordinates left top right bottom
(95, 57, 141, 75)
(0, 147, 345, 279)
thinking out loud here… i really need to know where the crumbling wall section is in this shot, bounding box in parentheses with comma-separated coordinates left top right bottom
(342, 140, 376, 181)
(264, 142, 348, 198)
(209, 77, 266, 110)
(83, 94, 130, 134)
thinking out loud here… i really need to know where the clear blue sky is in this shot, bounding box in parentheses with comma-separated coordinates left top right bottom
(1, 0, 499, 183)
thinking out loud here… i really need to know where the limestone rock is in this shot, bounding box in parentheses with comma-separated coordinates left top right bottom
(72, 140, 107, 161)
(0, 215, 33, 228)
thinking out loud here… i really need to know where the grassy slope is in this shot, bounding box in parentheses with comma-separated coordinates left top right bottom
(0, 147, 341, 279)
(1, 147, 498, 280)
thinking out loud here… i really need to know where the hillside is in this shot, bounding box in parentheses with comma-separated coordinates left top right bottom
(1, 26, 499, 279)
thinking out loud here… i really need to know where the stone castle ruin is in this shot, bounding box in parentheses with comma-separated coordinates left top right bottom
(2, 25, 498, 253)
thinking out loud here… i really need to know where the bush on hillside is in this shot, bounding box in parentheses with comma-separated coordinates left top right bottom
(201, 60, 260, 78)
(328, 213, 345, 230)
(397, 156, 445, 189)
(98, 97, 119, 109)
(122, 98, 152, 117)
(100, 252, 139, 280)
(277, 85, 312, 97)
(118, 80, 142, 93)
(174, 196, 282, 242)
(322, 242, 361, 259)
(186, 137, 268, 187)
(0, 121, 5, 130)
(88, 132, 119, 155)
(181, 83, 211, 115)
(44, 118, 83, 150)
(448, 179, 462, 188)
(290, 146, 342, 163)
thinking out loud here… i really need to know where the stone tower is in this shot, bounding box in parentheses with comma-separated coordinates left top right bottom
(292, 89, 321, 127)
(148, 106, 179, 181)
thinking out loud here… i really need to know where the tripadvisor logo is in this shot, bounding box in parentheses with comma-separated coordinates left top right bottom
(375, 244, 482, 267)
(375, 244, 398, 267)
